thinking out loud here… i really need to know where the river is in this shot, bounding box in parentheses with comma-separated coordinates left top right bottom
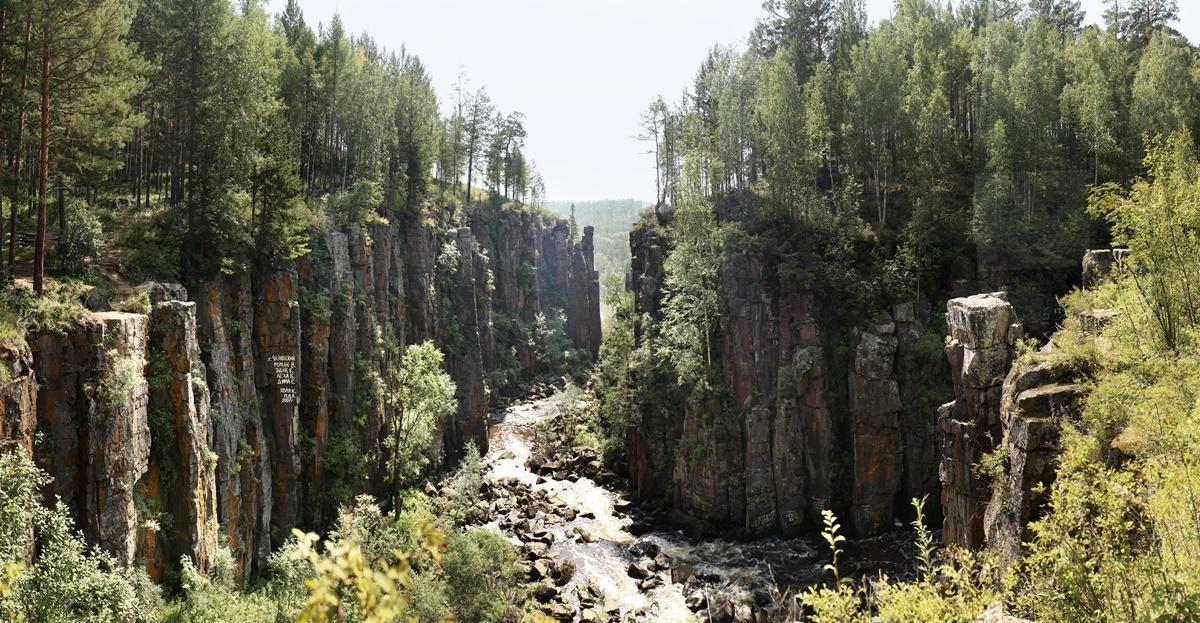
(483, 397, 917, 622)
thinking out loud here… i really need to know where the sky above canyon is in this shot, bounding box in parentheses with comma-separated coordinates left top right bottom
(267, 0, 1200, 204)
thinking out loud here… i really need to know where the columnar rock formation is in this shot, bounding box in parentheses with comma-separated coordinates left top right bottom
(939, 292, 1023, 549)
(4, 201, 600, 579)
(0, 340, 36, 452)
(984, 353, 1082, 569)
(935, 251, 1114, 561)
(537, 218, 601, 357)
(850, 321, 903, 535)
(142, 296, 219, 580)
(625, 213, 934, 537)
(34, 312, 152, 566)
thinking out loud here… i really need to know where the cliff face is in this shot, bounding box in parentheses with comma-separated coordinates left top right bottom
(936, 250, 1117, 559)
(625, 214, 939, 537)
(939, 293, 1023, 549)
(5, 201, 600, 579)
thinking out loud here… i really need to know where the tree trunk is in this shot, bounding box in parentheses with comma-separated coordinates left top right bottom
(34, 25, 49, 296)
(9, 12, 31, 278)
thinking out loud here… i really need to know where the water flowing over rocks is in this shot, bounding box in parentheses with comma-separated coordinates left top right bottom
(482, 397, 917, 623)
(6, 202, 600, 580)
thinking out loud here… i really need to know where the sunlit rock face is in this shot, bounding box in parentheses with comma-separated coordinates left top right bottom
(34, 311, 151, 567)
(939, 292, 1022, 549)
(21, 201, 600, 578)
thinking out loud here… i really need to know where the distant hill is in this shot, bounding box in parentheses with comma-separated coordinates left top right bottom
(546, 199, 647, 314)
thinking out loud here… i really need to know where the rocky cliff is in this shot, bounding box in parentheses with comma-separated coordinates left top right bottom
(625, 213, 945, 537)
(937, 250, 1119, 559)
(939, 293, 1023, 549)
(1, 200, 600, 580)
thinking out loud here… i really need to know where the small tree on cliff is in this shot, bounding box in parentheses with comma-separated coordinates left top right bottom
(384, 340, 457, 488)
(658, 199, 722, 390)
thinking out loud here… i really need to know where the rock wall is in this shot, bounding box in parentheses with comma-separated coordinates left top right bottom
(0, 340, 36, 453)
(983, 353, 1082, 569)
(34, 312, 151, 567)
(537, 217, 600, 357)
(13, 200, 600, 580)
(624, 213, 931, 537)
(142, 297, 219, 580)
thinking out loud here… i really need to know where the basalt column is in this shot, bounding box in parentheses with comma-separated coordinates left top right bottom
(253, 268, 303, 548)
(0, 339, 36, 452)
(197, 275, 272, 575)
(34, 312, 151, 566)
(849, 319, 903, 535)
(939, 293, 1022, 549)
(141, 296, 219, 579)
(441, 228, 490, 462)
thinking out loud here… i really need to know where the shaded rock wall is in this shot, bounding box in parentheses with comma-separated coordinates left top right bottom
(624, 213, 930, 537)
(984, 354, 1081, 569)
(17, 201, 600, 579)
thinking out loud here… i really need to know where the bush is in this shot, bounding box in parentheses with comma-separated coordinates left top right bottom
(0, 451, 157, 623)
(435, 442, 483, 526)
(442, 528, 521, 623)
(60, 200, 105, 275)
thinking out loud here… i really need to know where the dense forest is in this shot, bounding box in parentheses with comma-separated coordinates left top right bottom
(0, 0, 546, 291)
(2, 0, 1200, 621)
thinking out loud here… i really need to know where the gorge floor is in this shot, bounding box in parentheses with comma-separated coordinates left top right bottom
(480, 397, 920, 623)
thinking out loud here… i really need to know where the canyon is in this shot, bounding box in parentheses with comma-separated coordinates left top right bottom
(0, 203, 601, 581)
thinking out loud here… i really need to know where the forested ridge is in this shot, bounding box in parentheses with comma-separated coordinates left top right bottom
(0, 0, 546, 291)
(3, 0, 1200, 621)
(587, 0, 1200, 621)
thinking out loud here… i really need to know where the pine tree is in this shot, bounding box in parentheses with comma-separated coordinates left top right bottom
(31, 0, 141, 294)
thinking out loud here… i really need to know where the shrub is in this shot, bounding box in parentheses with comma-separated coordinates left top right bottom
(0, 452, 155, 623)
(60, 200, 105, 275)
(442, 528, 521, 623)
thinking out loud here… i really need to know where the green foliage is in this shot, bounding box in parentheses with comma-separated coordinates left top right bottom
(592, 278, 637, 459)
(1089, 132, 1200, 352)
(434, 442, 483, 526)
(532, 310, 587, 376)
(658, 199, 722, 390)
(60, 200, 106, 275)
(0, 452, 157, 623)
(385, 341, 457, 488)
(99, 347, 145, 414)
(441, 528, 521, 623)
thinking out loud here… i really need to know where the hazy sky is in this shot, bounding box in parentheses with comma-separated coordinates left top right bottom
(266, 0, 1200, 203)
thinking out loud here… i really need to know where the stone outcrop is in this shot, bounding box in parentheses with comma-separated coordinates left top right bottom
(939, 293, 1023, 549)
(984, 352, 1082, 569)
(849, 320, 903, 535)
(470, 206, 540, 377)
(142, 296, 219, 579)
(22, 200, 600, 580)
(0, 340, 37, 452)
(252, 268, 303, 548)
(440, 227, 491, 462)
(197, 274, 272, 575)
(538, 217, 600, 357)
(1082, 248, 1128, 290)
(34, 312, 151, 567)
(626, 213, 942, 538)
